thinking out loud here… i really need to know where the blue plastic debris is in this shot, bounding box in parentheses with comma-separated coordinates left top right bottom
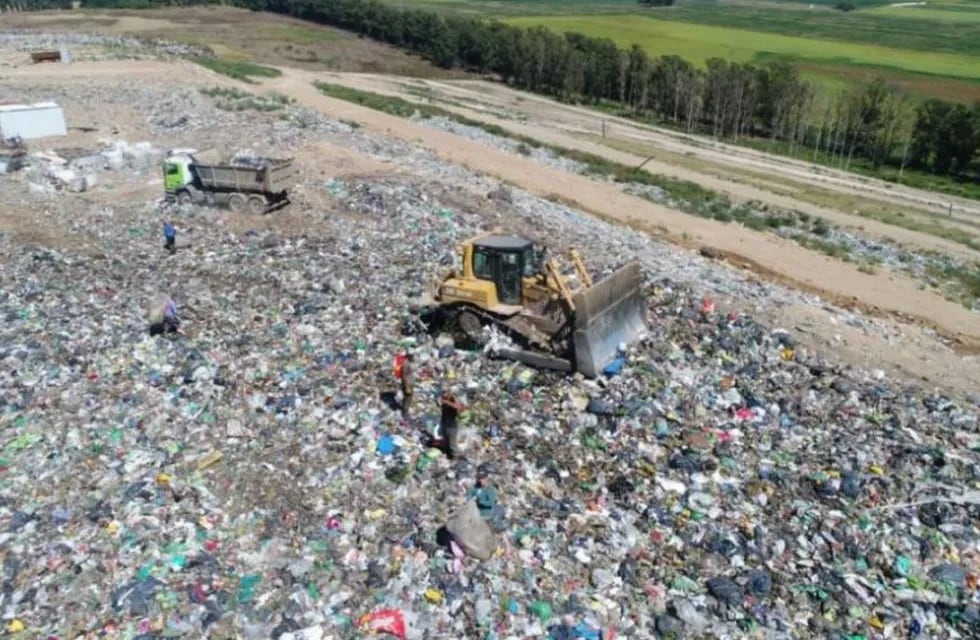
(602, 357, 625, 377)
(376, 435, 396, 455)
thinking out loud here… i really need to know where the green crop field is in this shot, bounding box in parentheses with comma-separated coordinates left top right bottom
(502, 14, 980, 80)
(869, 2, 980, 22)
(391, 0, 980, 101)
(642, 3, 980, 55)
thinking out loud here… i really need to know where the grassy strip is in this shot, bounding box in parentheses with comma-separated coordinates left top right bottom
(737, 136, 980, 202)
(191, 57, 282, 83)
(200, 87, 294, 112)
(926, 263, 980, 306)
(855, 208, 980, 253)
(314, 82, 511, 136)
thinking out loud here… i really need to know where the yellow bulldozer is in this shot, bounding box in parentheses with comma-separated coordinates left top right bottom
(415, 231, 647, 377)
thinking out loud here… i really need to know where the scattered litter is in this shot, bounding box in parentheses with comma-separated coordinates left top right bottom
(0, 35, 976, 640)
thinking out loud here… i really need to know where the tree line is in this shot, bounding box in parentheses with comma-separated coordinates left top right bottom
(19, 0, 980, 183)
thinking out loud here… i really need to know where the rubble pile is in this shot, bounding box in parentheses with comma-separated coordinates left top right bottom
(0, 64, 977, 640)
(0, 32, 211, 61)
(22, 139, 164, 194)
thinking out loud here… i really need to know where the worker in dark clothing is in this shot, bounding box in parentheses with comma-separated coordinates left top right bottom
(399, 353, 415, 420)
(435, 391, 467, 460)
(163, 221, 177, 253)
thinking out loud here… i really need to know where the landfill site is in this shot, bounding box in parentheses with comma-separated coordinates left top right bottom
(1, 27, 979, 640)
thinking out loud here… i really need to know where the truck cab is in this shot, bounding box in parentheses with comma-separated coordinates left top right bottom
(163, 152, 196, 202)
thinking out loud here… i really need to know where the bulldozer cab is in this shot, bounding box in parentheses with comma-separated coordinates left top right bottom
(467, 235, 537, 306)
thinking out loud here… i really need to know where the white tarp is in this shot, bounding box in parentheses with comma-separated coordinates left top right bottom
(0, 102, 67, 140)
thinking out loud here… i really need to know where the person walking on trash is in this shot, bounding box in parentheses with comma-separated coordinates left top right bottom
(434, 390, 466, 460)
(396, 352, 415, 420)
(467, 463, 498, 520)
(148, 295, 180, 336)
(163, 221, 177, 254)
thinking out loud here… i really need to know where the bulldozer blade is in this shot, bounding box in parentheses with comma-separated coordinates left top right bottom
(571, 260, 647, 377)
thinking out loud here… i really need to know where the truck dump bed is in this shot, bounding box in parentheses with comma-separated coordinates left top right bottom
(192, 154, 299, 196)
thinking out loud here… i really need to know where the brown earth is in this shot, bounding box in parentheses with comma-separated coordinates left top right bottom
(0, 6, 473, 78)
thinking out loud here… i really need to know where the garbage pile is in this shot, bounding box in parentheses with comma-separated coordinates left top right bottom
(0, 135, 26, 174)
(231, 150, 270, 170)
(1, 157, 977, 640)
(0, 33, 212, 61)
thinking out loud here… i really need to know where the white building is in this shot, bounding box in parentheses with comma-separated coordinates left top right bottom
(0, 102, 67, 141)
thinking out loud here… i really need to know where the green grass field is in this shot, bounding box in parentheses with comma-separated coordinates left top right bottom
(870, 2, 980, 22)
(394, 0, 980, 101)
(502, 14, 980, 79)
(645, 3, 980, 56)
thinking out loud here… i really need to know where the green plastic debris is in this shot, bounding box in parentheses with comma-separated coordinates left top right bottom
(529, 600, 553, 621)
(671, 575, 700, 594)
(236, 574, 261, 603)
(895, 555, 912, 577)
(137, 563, 155, 580)
(4, 433, 43, 454)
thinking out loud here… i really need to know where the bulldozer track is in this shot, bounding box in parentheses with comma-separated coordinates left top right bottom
(436, 303, 564, 356)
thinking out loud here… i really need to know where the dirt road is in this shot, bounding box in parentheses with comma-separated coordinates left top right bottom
(256, 69, 978, 333)
(312, 72, 980, 263)
(6, 59, 979, 393)
(437, 78, 980, 221)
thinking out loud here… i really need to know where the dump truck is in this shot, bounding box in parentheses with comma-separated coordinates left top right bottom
(415, 231, 647, 377)
(163, 148, 299, 214)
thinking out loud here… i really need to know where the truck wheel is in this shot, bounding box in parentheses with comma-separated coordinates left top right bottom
(177, 190, 192, 206)
(228, 194, 246, 214)
(247, 196, 267, 215)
